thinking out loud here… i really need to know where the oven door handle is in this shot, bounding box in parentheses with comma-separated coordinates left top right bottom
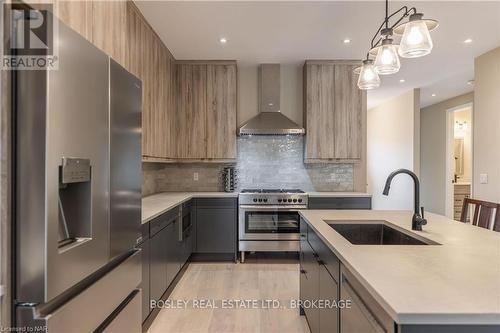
(239, 205, 307, 211)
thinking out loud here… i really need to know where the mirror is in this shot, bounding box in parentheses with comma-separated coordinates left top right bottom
(454, 138, 464, 176)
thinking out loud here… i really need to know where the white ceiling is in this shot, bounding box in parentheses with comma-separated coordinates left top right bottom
(136, 1, 500, 108)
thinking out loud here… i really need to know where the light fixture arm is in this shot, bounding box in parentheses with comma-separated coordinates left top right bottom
(357, 0, 437, 90)
(369, 3, 418, 50)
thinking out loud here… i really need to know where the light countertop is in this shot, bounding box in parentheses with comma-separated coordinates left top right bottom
(142, 191, 371, 224)
(299, 209, 500, 325)
(142, 192, 238, 224)
(307, 192, 371, 197)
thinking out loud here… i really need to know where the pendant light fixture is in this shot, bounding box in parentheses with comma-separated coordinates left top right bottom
(357, 59, 381, 90)
(396, 13, 436, 58)
(374, 37, 400, 75)
(356, 0, 438, 90)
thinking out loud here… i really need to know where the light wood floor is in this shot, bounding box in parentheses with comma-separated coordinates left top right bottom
(147, 256, 310, 333)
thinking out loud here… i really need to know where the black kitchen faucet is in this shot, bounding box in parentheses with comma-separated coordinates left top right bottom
(383, 169, 428, 231)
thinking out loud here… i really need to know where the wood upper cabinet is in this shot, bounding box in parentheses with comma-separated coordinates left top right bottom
(91, 1, 128, 68)
(125, 2, 143, 79)
(304, 60, 366, 162)
(51, 1, 235, 162)
(175, 62, 237, 161)
(126, 2, 176, 159)
(54, 1, 93, 41)
(206, 64, 237, 159)
(176, 64, 208, 159)
(334, 64, 363, 159)
(304, 63, 335, 159)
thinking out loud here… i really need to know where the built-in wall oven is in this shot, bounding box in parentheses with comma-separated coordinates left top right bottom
(238, 189, 308, 262)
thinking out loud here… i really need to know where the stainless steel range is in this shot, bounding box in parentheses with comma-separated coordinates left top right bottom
(238, 189, 308, 262)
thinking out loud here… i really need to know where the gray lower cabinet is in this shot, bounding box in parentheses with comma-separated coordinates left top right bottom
(150, 225, 168, 302)
(319, 265, 339, 333)
(181, 224, 194, 264)
(301, 239, 320, 333)
(165, 221, 180, 287)
(340, 264, 394, 333)
(141, 197, 238, 328)
(195, 198, 237, 254)
(180, 200, 194, 265)
(308, 197, 371, 210)
(300, 222, 340, 333)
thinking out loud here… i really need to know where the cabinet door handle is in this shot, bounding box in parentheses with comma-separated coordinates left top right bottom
(342, 275, 387, 333)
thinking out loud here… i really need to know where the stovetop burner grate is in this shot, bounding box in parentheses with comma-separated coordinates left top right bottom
(240, 189, 305, 194)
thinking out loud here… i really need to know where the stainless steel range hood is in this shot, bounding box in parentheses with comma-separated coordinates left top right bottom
(238, 64, 305, 135)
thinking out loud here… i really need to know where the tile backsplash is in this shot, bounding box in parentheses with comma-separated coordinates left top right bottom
(142, 136, 354, 196)
(142, 163, 225, 196)
(236, 136, 353, 191)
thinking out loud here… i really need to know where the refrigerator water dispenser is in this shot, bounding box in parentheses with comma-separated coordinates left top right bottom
(58, 157, 92, 248)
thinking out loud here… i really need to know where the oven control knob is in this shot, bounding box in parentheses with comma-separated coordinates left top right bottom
(278, 199, 282, 203)
(263, 199, 268, 203)
(287, 199, 292, 202)
(293, 199, 297, 203)
(298, 199, 303, 203)
(253, 198, 258, 202)
(258, 199, 263, 202)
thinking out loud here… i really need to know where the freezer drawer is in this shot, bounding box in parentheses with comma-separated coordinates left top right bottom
(17, 250, 141, 332)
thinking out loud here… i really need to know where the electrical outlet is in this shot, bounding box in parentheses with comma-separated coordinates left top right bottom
(480, 173, 488, 184)
(193, 172, 199, 181)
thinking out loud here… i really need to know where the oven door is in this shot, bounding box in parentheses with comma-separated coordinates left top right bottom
(239, 205, 303, 240)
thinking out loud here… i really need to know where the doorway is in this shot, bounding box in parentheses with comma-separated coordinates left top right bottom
(445, 103, 473, 220)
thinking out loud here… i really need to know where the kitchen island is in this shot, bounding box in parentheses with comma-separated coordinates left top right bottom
(299, 209, 500, 332)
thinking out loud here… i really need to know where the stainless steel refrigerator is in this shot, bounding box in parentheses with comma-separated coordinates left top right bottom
(14, 14, 143, 332)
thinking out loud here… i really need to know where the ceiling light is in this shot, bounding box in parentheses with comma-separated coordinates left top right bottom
(357, 59, 381, 90)
(357, 0, 438, 90)
(463, 38, 473, 44)
(374, 38, 400, 75)
(399, 79, 406, 83)
(219, 37, 228, 44)
(397, 13, 436, 58)
(467, 80, 474, 85)
(431, 93, 436, 97)
(343, 38, 351, 44)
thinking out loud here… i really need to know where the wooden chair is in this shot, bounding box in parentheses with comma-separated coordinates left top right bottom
(460, 198, 500, 230)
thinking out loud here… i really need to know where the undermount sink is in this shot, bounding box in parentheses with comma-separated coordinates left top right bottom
(327, 221, 439, 245)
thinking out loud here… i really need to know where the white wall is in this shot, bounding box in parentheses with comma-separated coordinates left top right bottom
(367, 89, 420, 210)
(420, 93, 474, 215)
(237, 63, 303, 127)
(473, 47, 500, 203)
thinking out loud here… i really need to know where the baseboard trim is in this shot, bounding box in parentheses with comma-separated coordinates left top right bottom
(190, 252, 237, 262)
